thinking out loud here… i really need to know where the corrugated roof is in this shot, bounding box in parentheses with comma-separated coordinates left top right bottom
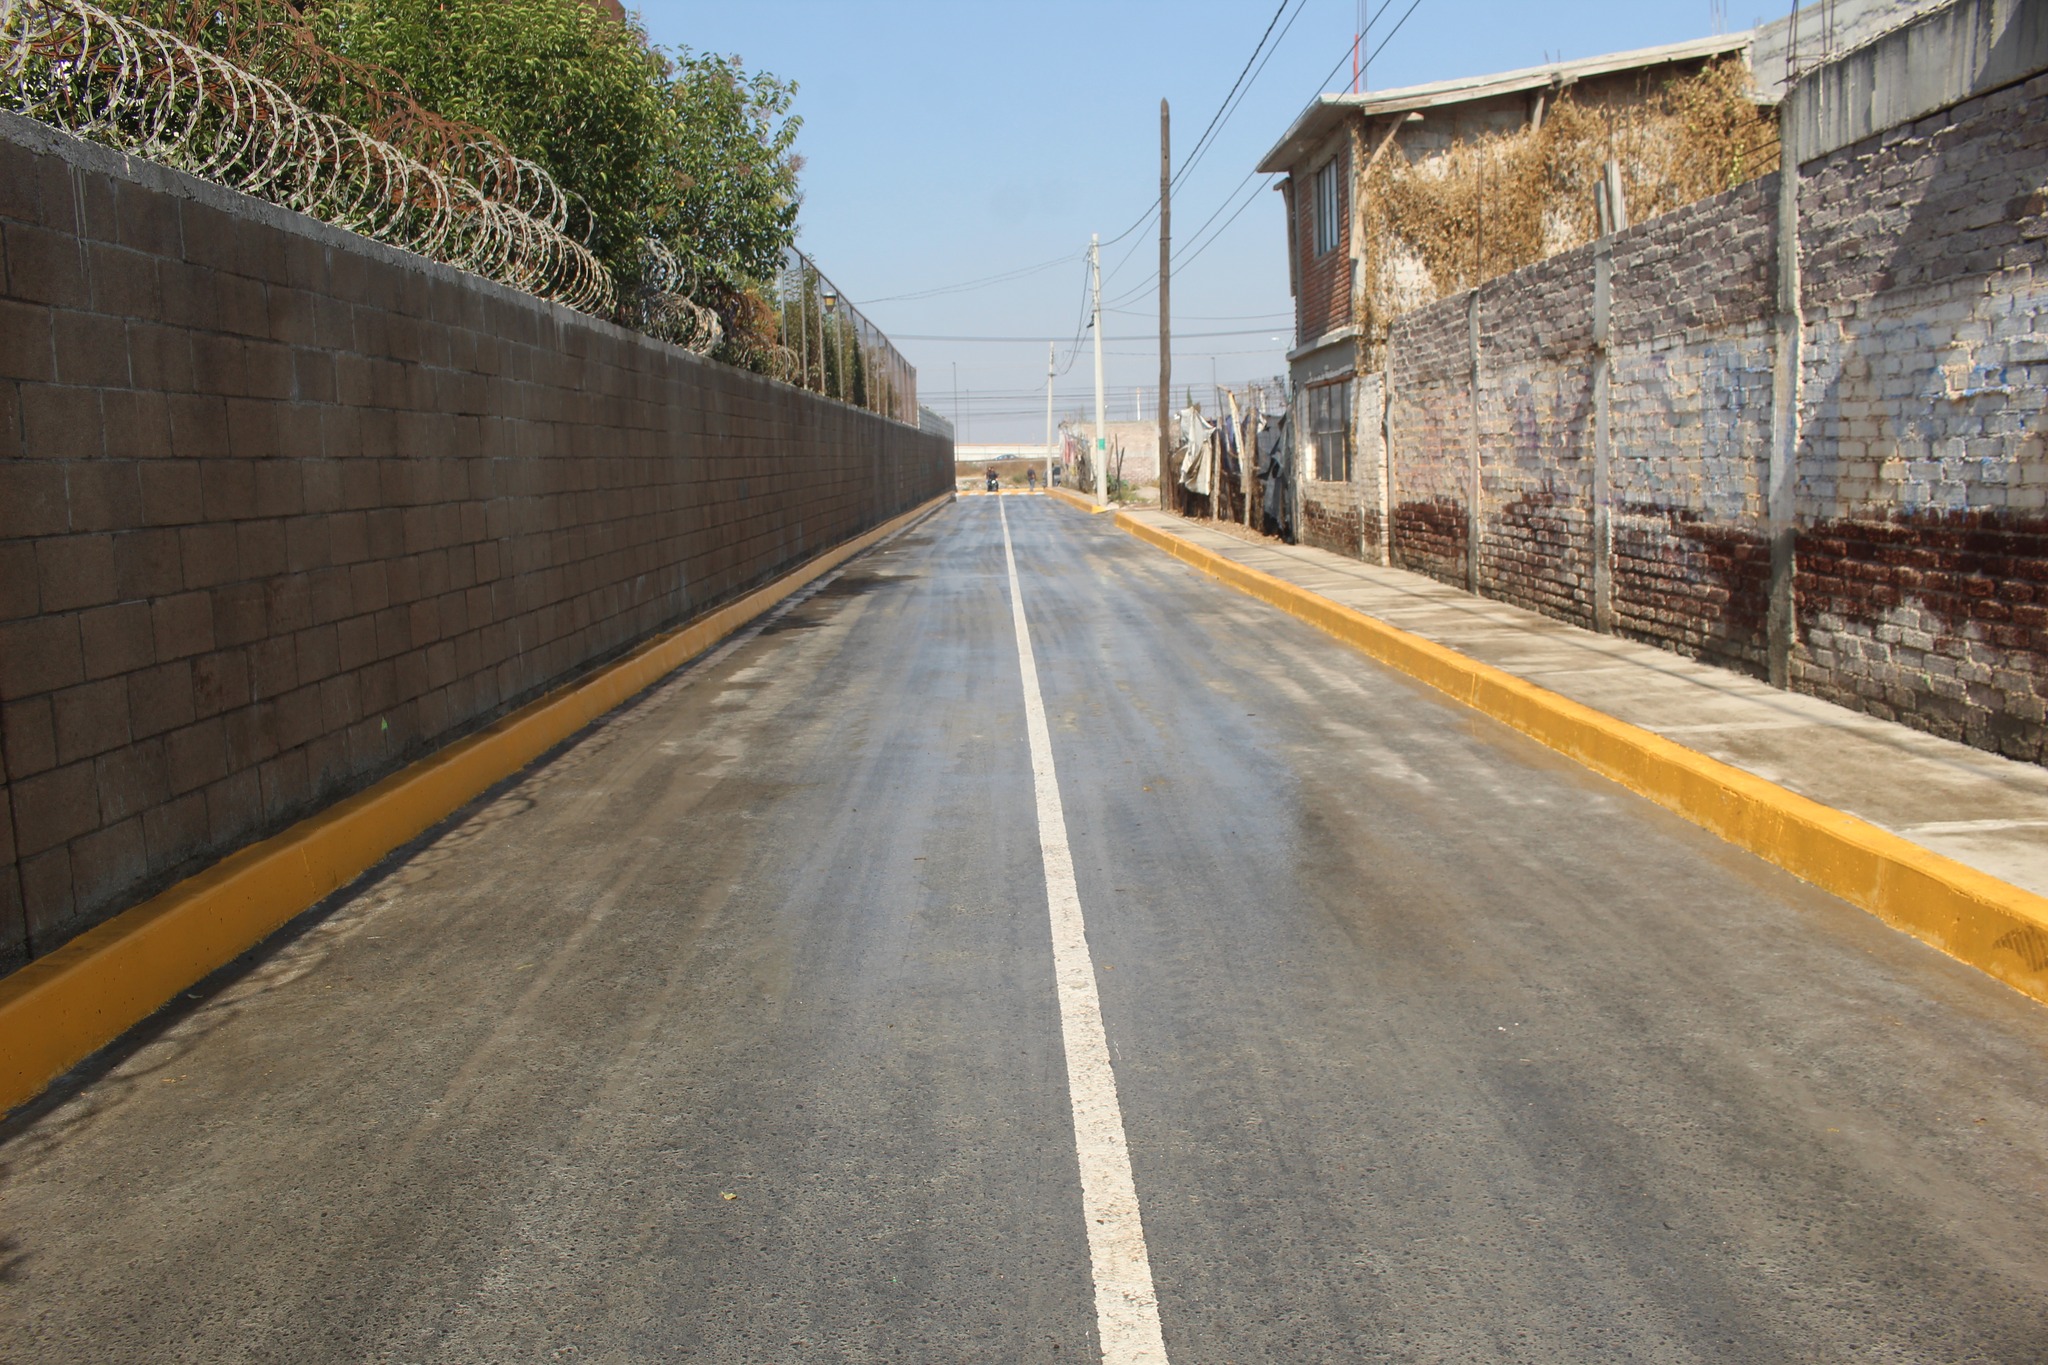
(1255, 32, 1755, 174)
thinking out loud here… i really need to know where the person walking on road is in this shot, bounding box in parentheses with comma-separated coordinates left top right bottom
(1027, 468, 1039, 491)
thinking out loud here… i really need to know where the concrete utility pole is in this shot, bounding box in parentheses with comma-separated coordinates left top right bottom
(1158, 98, 1173, 515)
(1045, 342, 1056, 492)
(1090, 233, 1107, 505)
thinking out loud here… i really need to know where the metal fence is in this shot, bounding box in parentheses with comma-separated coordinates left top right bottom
(771, 249, 917, 426)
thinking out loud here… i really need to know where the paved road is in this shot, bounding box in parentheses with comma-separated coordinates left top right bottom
(5, 497, 2047, 1363)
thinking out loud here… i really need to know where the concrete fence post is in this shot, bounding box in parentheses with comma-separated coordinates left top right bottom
(1591, 232, 1615, 633)
(1466, 291, 1482, 594)
(1767, 119, 1805, 688)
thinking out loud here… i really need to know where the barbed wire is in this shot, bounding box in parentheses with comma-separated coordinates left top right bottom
(0, 0, 720, 357)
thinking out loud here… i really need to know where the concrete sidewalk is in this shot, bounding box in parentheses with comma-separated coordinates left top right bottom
(1122, 509, 2048, 901)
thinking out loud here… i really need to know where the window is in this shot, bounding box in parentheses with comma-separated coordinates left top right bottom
(1308, 378, 1354, 483)
(1311, 156, 1342, 257)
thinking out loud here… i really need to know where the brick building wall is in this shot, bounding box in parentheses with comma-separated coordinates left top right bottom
(1293, 139, 1353, 347)
(1353, 68, 2045, 763)
(0, 115, 952, 969)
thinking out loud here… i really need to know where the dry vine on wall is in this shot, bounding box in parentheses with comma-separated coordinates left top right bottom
(1357, 57, 1780, 348)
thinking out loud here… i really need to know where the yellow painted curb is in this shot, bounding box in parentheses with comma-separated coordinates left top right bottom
(1047, 487, 1115, 515)
(1094, 505, 2048, 1008)
(0, 494, 954, 1114)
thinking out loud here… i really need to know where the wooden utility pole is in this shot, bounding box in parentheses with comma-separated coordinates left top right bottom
(1158, 98, 1173, 515)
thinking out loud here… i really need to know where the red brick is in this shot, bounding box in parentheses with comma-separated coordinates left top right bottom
(13, 758, 99, 856)
(35, 533, 117, 611)
(79, 599, 156, 680)
(0, 615, 83, 698)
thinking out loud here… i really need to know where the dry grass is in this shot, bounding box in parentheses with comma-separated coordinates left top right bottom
(1359, 58, 1779, 348)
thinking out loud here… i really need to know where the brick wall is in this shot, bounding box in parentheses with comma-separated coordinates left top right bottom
(1791, 71, 2048, 754)
(1293, 138, 1353, 347)
(1356, 68, 2045, 763)
(1387, 292, 1474, 584)
(0, 115, 951, 969)
(1607, 177, 1778, 672)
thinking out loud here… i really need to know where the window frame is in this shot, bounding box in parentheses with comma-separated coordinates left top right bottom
(1311, 156, 1342, 258)
(1307, 377, 1354, 483)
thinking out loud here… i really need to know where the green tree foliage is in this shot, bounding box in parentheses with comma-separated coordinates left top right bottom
(299, 0, 800, 305)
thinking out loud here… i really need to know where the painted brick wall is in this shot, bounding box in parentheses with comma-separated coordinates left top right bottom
(1386, 292, 1473, 584)
(0, 116, 951, 969)
(1607, 176, 1779, 673)
(1360, 68, 2045, 763)
(1791, 71, 2048, 755)
(1478, 248, 1599, 627)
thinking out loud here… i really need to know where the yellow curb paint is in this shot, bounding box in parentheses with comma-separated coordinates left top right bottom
(0, 494, 954, 1115)
(1047, 487, 1115, 515)
(1090, 504, 2048, 1009)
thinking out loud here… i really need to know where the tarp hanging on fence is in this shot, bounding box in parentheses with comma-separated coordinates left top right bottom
(1177, 407, 1216, 496)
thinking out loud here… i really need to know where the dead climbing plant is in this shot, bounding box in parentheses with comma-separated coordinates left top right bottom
(1358, 57, 1779, 352)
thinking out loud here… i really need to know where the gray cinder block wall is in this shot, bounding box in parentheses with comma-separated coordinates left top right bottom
(0, 114, 952, 969)
(1319, 12, 2046, 767)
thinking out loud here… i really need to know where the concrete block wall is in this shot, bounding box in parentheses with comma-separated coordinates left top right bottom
(1348, 60, 2045, 764)
(0, 114, 952, 968)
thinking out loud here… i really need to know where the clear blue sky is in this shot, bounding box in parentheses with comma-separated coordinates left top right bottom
(636, 2, 1746, 440)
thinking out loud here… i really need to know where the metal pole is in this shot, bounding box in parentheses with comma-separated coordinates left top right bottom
(1045, 342, 1056, 491)
(1158, 99, 1173, 515)
(1090, 233, 1107, 506)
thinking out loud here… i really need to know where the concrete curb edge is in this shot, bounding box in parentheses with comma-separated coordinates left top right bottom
(1098, 504, 2048, 1008)
(0, 493, 956, 1114)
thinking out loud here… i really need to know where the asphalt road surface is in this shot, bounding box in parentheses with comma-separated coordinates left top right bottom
(5, 497, 2047, 1363)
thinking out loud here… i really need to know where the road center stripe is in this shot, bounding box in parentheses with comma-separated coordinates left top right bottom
(998, 498, 1171, 1364)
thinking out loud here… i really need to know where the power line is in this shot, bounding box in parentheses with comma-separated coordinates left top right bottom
(854, 249, 1083, 304)
(896, 326, 1286, 342)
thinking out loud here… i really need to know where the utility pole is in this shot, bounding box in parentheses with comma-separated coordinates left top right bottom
(1045, 342, 1056, 492)
(1090, 233, 1107, 506)
(1158, 98, 1173, 515)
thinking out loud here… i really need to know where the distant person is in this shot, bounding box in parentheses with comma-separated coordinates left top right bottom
(1027, 467, 1039, 491)
(985, 467, 1000, 492)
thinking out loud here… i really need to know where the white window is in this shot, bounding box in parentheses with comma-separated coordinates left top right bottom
(1312, 156, 1342, 257)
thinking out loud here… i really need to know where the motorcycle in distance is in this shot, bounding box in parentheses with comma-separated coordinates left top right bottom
(985, 467, 1000, 493)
